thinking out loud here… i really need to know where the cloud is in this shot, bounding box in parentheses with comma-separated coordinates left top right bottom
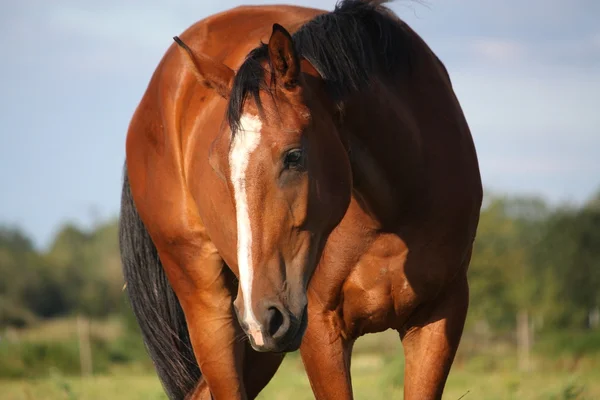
(429, 33, 600, 70)
(1, 1, 232, 78)
(451, 63, 600, 136)
(484, 155, 598, 175)
(46, 6, 183, 50)
(469, 38, 525, 62)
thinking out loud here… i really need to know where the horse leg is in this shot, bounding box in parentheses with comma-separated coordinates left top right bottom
(299, 310, 355, 400)
(187, 378, 211, 400)
(187, 348, 284, 400)
(158, 250, 248, 400)
(160, 246, 286, 400)
(399, 273, 469, 400)
(242, 346, 286, 399)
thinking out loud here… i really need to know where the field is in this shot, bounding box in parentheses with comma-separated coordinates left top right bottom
(2, 327, 599, 400)
(3, 189, 600, 399)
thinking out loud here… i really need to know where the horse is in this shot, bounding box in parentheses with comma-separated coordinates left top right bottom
(118, 0, 483, 399)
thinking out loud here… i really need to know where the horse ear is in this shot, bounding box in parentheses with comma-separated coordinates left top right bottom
(267, 24, 300, 90)
(173, 36, 234, 98)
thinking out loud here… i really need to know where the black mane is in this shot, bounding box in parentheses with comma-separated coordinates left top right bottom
(226, 0, 412, 133)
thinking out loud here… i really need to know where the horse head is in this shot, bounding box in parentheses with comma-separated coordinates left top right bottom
(175, 23, 352, 352)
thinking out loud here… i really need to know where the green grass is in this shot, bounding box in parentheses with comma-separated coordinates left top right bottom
(0, 373, 165, 400)
(1, 355, 597, 400)
(6, 317, 123, 343)
(258, 349, 600, 400)
(2, 320, 599, 399)
(2, 329, 599, 400)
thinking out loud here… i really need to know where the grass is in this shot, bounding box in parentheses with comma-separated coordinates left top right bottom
(1, 355, 597, 400)
(2, 329, 599, 400)
(8, 316, 123, 343)
(0, 373, 165, 400)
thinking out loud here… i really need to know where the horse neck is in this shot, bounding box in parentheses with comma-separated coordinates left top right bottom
(339, 83, 425, 228)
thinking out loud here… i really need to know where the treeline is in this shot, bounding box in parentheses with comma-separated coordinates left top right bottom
(0, 221, 125, 328)
(1, 191, 599, 335)
(467, 192, 600, 334)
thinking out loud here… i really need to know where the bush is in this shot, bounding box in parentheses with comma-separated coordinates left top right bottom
(0, 337, 116, 379)
(0, 298, 38, 328)
(106, 330, 152, 366)
(0, 340, 82, 378)
(0, 315, 155, 379)
(534, 330, 600, 357)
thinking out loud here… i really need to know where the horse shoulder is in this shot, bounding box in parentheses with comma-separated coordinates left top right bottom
(125, 40, 217, 261)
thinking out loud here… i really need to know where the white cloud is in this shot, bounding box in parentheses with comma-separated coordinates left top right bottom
(451, 64, 600, 138)
(46, 6, 183, 50)
(484, 155, 598, 175)
(592, 33, 600, 48)
(470, 38, 525, 62)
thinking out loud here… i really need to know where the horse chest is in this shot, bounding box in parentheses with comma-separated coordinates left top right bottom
(338, 245, 418, 337)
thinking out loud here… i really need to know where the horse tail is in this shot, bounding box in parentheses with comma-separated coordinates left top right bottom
(119, 164, 201, 400)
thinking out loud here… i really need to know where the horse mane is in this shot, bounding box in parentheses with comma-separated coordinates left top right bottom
(119, 165, 201, 400)
(226, 0, 413, 134)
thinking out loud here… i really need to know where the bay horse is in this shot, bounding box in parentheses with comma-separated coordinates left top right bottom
(119, 0, 482, 399)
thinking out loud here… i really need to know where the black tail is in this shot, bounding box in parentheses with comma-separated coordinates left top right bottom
(119, 164, 201, 400)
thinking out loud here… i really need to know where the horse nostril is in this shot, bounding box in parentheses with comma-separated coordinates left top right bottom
(266, 306, 286, 338)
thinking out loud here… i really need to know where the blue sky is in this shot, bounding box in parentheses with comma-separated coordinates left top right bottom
(1, 0, 599, 249)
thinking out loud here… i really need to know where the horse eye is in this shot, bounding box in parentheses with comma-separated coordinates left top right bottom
(284, 149, 304, 169)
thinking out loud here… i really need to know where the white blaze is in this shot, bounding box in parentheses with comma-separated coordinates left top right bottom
(229, 113, 264, 346)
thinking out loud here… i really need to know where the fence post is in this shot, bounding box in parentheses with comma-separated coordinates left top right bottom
(77, 314, 93, 376)
(517, 309, 530, 372)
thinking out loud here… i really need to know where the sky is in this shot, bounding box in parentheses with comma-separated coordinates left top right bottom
(1, 0, 599, 249)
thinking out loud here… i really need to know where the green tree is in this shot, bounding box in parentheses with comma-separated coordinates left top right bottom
(0, 227, 66, 325)
(467, 194, 549, 331)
